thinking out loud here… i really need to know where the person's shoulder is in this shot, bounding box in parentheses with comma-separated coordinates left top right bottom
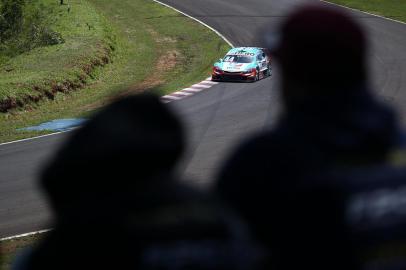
(235, 129, 286, 155)
(217, 129, 289, 184)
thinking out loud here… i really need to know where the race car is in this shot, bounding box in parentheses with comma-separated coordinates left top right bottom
(212, 47, 272, 82)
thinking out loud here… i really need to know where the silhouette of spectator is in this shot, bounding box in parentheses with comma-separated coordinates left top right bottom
(13, 94, 263, 270)
(216, 4, 406, 270)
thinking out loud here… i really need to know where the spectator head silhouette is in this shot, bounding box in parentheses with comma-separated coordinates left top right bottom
(217, 4, 403, 270)
(24, 94, 263, 270)
(41, 94, 184, 220)
(272, 4, 367, 109)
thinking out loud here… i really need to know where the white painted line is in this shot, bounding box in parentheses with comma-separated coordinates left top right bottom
(321, 0, 406, 26)
(173, 91, 193, 96)
(187, 88, 206, 92)
(192, 84, 212, 89)
(182, 87, 204, 93)
(1, 229, 51, 242)
(170, 93, 191, 98)
(162, 95, 181, 100)
(151, 0, 234, 47)
(0, 130, 68, 147)
(200, 81, 218, 85)
(182, 88, 204, 93)
(161, 100, 171, 104)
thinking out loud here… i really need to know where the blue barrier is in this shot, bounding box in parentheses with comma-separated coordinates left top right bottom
(20, 118, 87, 132)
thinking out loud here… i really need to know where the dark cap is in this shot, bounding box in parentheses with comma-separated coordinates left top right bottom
(41, 94, 184, 214)
(272, 4, 367, 88)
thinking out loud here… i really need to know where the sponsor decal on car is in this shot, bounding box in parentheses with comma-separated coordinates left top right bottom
(211, 47, 272, 82)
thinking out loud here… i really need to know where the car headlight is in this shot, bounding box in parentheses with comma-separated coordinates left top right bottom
(213, 66, 223, 73)
(243, 68, 256, 74)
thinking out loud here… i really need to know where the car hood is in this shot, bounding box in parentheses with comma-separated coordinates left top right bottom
(217, 62, 254, 72)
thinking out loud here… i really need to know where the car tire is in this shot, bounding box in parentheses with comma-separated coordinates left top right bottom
(266, 65, 272, 77)
(256, 68, 260, 81)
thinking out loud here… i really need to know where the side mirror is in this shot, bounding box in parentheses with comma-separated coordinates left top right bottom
(218, 58, 223, 62)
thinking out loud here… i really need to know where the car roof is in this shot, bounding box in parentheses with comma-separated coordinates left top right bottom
(226, 47, 263, 56)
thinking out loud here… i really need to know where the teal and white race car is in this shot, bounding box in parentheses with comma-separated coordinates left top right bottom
(212, 47, 272, 82)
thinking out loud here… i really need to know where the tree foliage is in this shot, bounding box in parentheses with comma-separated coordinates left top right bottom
(0, 0, 25, 42)
(0, 0, 64, 57)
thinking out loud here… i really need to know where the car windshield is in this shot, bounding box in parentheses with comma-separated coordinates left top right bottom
(223, 55, 253, 63)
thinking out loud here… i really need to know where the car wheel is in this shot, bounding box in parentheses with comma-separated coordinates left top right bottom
(265, 65, 271, 77)
(256, 68, 260, 81)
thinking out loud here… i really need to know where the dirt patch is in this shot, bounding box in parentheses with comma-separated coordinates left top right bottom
(157, 50, 178, 72)
(148, 29, 177, 44)
(121, 29, 180, 95)
(111, 49, 181, 102)
(79, 29, 182, 112)
(79, 49, 181, 112)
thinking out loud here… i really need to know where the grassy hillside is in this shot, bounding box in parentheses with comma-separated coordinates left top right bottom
(327, 0, 406, 22)
(0, 0, 230, 142)
(0, 0, 114, 111)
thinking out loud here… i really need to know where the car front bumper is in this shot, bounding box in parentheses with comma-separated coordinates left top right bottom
(212, 71, 256, 82)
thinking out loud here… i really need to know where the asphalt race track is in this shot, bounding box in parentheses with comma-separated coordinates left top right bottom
(1, 0, 406, 238)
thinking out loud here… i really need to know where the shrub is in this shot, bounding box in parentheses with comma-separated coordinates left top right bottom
(39, 27, 65, 45)
(0, 0, 25, 42)
(0, 0, 64, 58)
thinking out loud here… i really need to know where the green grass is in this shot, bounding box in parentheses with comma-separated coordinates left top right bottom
(0, 0, 230, 143)
(0, 234, 45, 270)
(327, 0, 406, 22)
(0, 0, 114, 107)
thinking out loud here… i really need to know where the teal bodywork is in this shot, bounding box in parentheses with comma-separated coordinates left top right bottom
(214, 47, 263, 73)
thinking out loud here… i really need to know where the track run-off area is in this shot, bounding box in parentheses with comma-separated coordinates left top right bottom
(1, 0, 406, 238)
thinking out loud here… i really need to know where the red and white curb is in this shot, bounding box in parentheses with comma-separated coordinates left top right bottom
(161, 77, 219, 103)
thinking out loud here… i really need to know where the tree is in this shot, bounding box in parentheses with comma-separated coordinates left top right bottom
(0, 0, 25, 42)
